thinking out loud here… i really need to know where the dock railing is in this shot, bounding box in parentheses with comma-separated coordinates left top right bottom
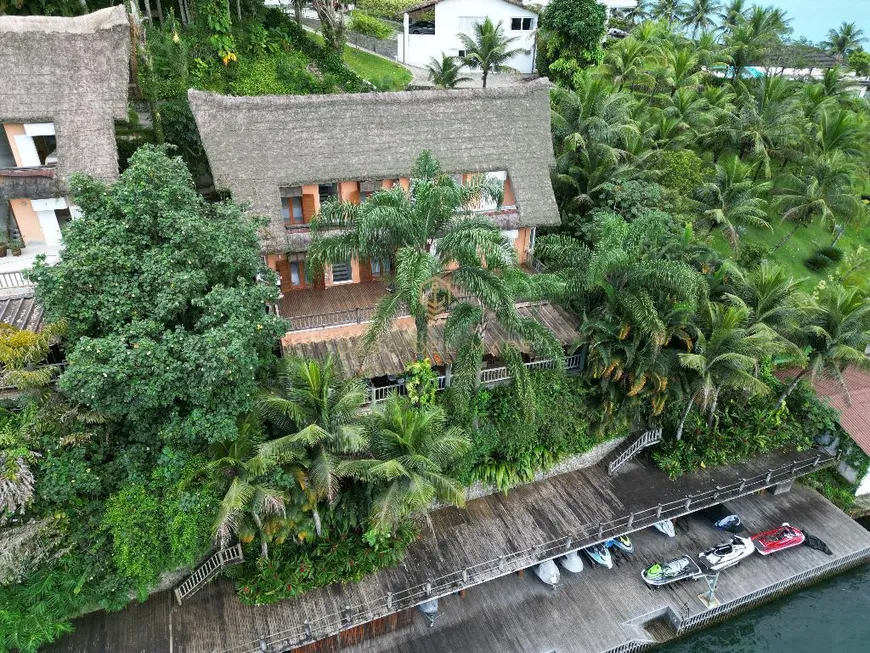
(216, 451, 834, 653)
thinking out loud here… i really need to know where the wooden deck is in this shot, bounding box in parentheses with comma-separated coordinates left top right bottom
(46, 451, 840, 653)
(341, 488, 870, 653)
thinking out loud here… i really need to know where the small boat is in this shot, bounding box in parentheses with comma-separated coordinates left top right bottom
(642, 555, 702, 586)
(557, 551, 584, 573)
(652, 519, 676, 537)
(752, 523, 805, 555)
(583, 543, 613, 569)
(533, 559, 561, 587)
(606, 535, 634, 554)
(699, 536, 754, 571)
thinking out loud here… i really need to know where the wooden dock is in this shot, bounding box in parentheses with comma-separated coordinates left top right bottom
(340, 487, 870, 653)
(45, 450, 841, 653)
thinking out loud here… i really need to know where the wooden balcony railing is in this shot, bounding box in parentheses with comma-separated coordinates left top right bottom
(0, 271, 34, 290)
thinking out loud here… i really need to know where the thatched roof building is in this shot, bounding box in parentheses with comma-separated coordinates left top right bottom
(0, 6, 130, 186)
(188, 79, 559, 253)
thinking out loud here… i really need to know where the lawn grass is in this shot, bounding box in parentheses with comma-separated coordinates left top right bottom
(309, 33, 411, 90)
(711, 213, 870, 288)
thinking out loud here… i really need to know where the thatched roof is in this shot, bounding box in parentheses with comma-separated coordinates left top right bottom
(0, 7, 130, 186)
(188, 78, 559, 254)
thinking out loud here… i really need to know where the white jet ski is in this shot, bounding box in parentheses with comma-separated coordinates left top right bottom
(652, 519, 676, 537)
(698, 535, 755, 571)
(557, 550, 584, 573)
(533, 559, 560, 587)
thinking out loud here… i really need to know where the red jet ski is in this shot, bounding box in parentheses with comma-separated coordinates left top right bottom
(751, 522, 805, 555)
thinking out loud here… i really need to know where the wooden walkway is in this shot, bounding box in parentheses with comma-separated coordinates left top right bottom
(46, 451, 837, 653)
(342, 487, 870, 653)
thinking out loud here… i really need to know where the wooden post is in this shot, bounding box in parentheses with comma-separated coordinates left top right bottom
(462, 569, 468, 584)
(790, 462, 797, 475)
(386, 593, 393, 610)
(713, 486, 721, 500)
(425, 581, 432, 597)
(342, 605, 352, 624)
(766, 469, 773, 483)
(627, 512, 634, 528)
(656, 504, 663, 519)
(597, 522, 604, 539)
(565, 535, 572, 550)
(813, 454, 821, 466)
(684, 496, 691, 510)
(739, 478, 746, 492)
(304, 620, 312, 640)
(498, 556, 505, 571)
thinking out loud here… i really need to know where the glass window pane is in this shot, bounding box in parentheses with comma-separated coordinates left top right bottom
(332, 261, 352, 283)
(511, 17, 521, 30)
(292, 197, 303, 222)
(282, 200, 290, 221)
(371, 259, 381, 275)
(290, 262, 301, 286)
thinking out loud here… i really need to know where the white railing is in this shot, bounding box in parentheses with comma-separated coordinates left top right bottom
(214, 450, 833, 653)
(0, 271, 33, 290)
(608, 428, 664, 476)
(174, 544, 244, 605)
(363, 354, 583, 405)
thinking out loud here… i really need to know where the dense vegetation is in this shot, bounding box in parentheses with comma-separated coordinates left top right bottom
(3, 1, 870, 651)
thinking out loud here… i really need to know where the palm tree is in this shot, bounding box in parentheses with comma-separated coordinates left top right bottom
(717, 0, 748, 34)
(457, 18, 526, 88)
(601, 38, 655, 91)
(811, 108, 867, 159)
(210, 424, 289, 559)
(343, 395, 470, 534)
(682, 0, 720, 39)
(774, 284, 870, 409)
(0, 320, 66, 390)
(424, 53, 471, 89)
(624, 0, 653, 26)
(0, 407, 39, 519)
(772, 153, 862, 250)
(257, 355, 367, 536)
(675, 302, 772, 439)
(821, 22, 867, 62)
(694, 155, 771, 248)
(652, 0, 686, 26)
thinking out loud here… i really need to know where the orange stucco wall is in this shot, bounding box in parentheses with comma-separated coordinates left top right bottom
(339, 181, 358, 201)
(9, 199, 45, 246)
(514, 227, 532, 264)
(504, 177, 516, 207)
(3, 124, 25, 167)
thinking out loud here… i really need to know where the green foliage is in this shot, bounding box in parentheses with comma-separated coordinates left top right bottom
(538, 0, 607, 84)
(804, 251, 836, 272)
(233, 522, 416, 605)
(28, 145, 286, 447)
(656, 150, 709, 200)
(801, 467, 857, 512)
(349, 11, 394, 39)
(818, 245, 845, 262)
(102, 483, 167, 590)
(403, 358, 439, 407)
(456, 370, 627, 491)
(355, 0, 422, 21)
(850, 50, 870, 76)
(737, 242, 769, 270)
(229, 51, 324, 95)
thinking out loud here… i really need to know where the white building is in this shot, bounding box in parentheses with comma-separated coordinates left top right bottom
(397, 0, 637, 74)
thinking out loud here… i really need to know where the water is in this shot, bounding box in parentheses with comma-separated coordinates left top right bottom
(659, 562, 870, 653)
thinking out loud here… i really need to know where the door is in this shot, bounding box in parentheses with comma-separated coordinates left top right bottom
(36, 210, 62, 247)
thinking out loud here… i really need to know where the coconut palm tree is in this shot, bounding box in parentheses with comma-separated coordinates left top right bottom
(0, 407, 39, 520)
(821, 22, 867, 62)
(623, 0, 653, 26)
(682, 0, 720, 39)
(210, 424, 289, 559)
(811, 108, 867, 159)
(424, 53, 471, 89)
(674, 302, 773, 439)
(694, 155, 771, 247)
(772, 153, 862, 250)
(652, 0, 686, 26)
(308, 151, 511, 361)
(774, 284, 870, 409)
(601, 38, 656, 91)
(717, 0, 748, 34)
(257, 355, 368, 536)
(457, 18, 526, 88)
(343, 395, 470, 534)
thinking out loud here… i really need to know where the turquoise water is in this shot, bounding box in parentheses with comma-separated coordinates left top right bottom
(659, 563, 870, 653)
(767, 0, 869, 43)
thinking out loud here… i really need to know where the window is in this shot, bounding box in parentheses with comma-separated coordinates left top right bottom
(331, 260, 352, 284)
(457, 49, 467, 58)
(280, 187, 305, 226)
(289, 261, 302, 287)
(319, 183, 338, 204)
(510, 17, 534, 31)
(371, 258, 391, 276)
(360, 179, 380, 203)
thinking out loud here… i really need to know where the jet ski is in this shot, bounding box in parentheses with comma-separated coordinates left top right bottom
(700, 505, 744, 533)
(652, 519, 676, 537)
(752, 523, 805, 555)
(699, 536, 754, 571)
(642, 555, 702, 586)
(583, 543, 613, 569)
(606, 535, 634, 554)
(533, 559, 560, 587)
(557, 551, 584, 573)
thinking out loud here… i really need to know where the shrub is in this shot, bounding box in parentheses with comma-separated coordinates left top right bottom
(355, 0, 418, 21)
(537, 0, 607, 84)
(804, 251, 834, 272)
(350, 11, 395, 39)
(818, 245, 844, 262)
(737, 242, 769, 270)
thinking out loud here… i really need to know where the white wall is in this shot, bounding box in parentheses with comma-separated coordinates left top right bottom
(857, 469, 870, 496)
(401, 0, 538, 73)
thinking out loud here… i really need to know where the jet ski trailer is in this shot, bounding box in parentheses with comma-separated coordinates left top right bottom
(642, 555, 703, 586)
(698, 535, 754, 571)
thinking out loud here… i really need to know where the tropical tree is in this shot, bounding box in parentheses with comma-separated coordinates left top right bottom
(343, 395, 470, 534)
(424, 53, 471, 88)
(682, 0, 720, 39)
(457, 18, 525, 88)
(821, 22, 867, 62)
(0, 407, 39, 521)
(717, 0, 748, 34)
(652, 0, 685, 26)
(312, 0, 347, 52)
(772, 153, 862, 250)
(308, 152, 512, 361)
(601, 38, 655, 91)
(674, 302, 773, 439)
(694, 155, 771, 247)
(210, 424, 288, 559)
(257, 355, 367, 536)
(774, 284, 870, 409)
(0, 320, 65, 390)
